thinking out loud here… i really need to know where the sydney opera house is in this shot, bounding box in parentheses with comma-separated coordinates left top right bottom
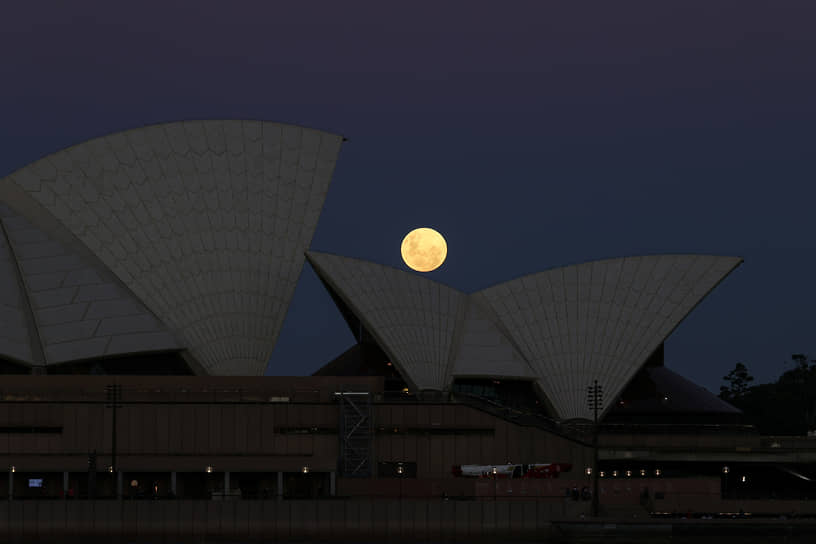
(0, 121, 813, 527)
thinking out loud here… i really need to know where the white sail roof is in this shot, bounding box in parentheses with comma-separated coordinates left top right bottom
(0, 121, 343, 375)
(449, 298, 535, 380)
(311, 252, 741, 420)
(307, 252, 467, 390)
(0, 205, 36, 365)
(0, 204, 180, 367)
(476, 255, 742, 419)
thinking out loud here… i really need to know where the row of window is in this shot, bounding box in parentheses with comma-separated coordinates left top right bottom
(276, 426, 495, 436)
(0, 425, 494, 436)
(0, 426, 62, 434)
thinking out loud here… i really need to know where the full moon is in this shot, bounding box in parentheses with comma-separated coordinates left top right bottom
(401, 228, 447, 272)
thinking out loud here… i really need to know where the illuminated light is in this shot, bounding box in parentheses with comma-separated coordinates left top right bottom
(612, 470, 618, 477)
(654, 469, 661, 477)
(402, 388, 409, 393)
(640, 469, 646, 477)
(302, 466, 310, 474)
(397, 464, 404, 475)
(386, 362, 392, 366)
(205, 466, 213, 473)
(108, 466, 114, 473)
(722, 466, 730, 474)
(10, 466, 15, 473)
(400, 228, 447, 272)
(626, 470, 632, 477)
(130, 480, 138, 488)
(741, 475, 747, 483)
(491, 467, 497, 476)
(599, 471, 606, 478)
(585, 467, 592, 476)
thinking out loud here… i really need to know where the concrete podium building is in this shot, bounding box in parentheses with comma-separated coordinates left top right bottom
(0, 121, 813, 531)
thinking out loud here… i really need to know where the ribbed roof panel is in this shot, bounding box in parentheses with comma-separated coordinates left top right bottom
(0, 121, 343, 375)
(0, 204, 181, 365)
(0, 205, 36, 365)
(450, 298, 536, 380)
(307, 251, 466, 390)
(477, 255, 742, 419)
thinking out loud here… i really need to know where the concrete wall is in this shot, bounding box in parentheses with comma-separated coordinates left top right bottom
(0, 400, 341, 473)
(0, 376, 590, 480)
(0, 376, 379, 474)
(601, 430, 761, 451)
(1, 498, 813, 542)
(374, 402, 591, 478)
(0, 499, 573, 541)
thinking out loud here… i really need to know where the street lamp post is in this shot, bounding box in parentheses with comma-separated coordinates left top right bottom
(492, 466, 498, 501)
(8, 465, 15, 501)
(301, 466, 309, 499)
(396, 464, 404, 537)
(87, 450, 97, 500)
(587, 380, 603, 517)
(105, 385, 122, 472)
(397, 464, 404, 501)
(105, 384, 122, 499)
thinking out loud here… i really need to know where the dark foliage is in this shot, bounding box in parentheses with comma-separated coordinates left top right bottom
(719, 362, 754, 401)
(719, 355, 816, 435)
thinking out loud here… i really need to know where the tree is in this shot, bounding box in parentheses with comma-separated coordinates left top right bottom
(780, 354, 816, 431)
(785, 354, 815, 383)
(719, 355, 816, 435)
(719, 362, 754, 402)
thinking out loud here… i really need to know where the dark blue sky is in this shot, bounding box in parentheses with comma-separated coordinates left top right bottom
(2, 1, 815, 392)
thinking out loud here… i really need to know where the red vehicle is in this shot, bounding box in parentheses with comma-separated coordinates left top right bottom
(452, 463, 572, 479)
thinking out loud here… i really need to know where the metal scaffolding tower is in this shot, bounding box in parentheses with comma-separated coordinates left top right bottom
(335, 391, 372, 477)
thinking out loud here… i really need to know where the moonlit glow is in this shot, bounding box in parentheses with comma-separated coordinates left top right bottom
(400, 227, 447, 272)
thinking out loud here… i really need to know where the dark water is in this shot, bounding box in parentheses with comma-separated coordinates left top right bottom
(11, 520, 816, 543)
(37, 535, 816, 544)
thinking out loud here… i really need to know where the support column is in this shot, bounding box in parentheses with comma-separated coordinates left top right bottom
(63, 471, 69, 499)
(224, 471, 230, 496)
(171, 471, 177, 496)
(116, 470, 123, 500)
(277, 472, 283, 501)
(330, 471, 336, 497)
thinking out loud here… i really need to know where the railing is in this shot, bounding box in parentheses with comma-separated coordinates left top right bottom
(449, 393, 593, 445)
(759, 435, 816, 450)
(593, 423, 758, 435)
(412, 392, 761, 447)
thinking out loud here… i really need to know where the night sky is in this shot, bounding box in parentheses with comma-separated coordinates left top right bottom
(2, 2, 815, 393)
